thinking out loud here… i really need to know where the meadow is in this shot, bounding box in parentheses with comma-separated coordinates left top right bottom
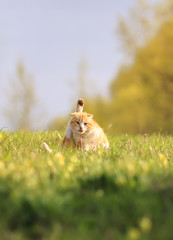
(0, 131, 173, 240)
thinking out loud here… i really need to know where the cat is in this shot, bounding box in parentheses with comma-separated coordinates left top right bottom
(62, 99, 109, 150)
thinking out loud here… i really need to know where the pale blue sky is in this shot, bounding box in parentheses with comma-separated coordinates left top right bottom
(0, 0, 134, 129)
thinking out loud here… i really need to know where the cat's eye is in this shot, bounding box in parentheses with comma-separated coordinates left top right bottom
(76, 121, 80, 125)
(84, 123, 88, 126)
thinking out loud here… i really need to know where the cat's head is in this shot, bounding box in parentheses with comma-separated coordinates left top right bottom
(70, 112, 94, 135)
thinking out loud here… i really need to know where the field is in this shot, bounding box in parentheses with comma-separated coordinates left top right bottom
(0, 131, 173, 240)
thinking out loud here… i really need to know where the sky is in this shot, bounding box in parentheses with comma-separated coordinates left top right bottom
(0, 0, 134, 129)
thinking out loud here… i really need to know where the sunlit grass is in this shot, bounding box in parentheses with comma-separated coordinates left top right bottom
(0, 131, 172, 240)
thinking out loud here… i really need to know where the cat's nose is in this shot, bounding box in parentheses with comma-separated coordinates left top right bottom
(80, 126, 83, 131)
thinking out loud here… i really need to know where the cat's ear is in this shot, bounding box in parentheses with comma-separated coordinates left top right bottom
(87, 114, 93, 119)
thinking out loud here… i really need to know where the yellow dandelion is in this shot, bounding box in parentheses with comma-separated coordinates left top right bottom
(139, 217, 152, 232)
(54, 152, 65, 167)
(48, 160, 54, 168)
(128, 228, 141, 240)
(70, 155, 78, 163)
(0, 161, 5, 170)
(158, 153, 168, 167)
(58, 159, 64, 167)
(0, 133, 3, 141)
(163, 159, 168, 167)
(67, 164, 74, 172)
(54, 152, 65, 161)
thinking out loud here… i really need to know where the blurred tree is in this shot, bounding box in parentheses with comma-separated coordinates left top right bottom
(111, 18, 173, 134)
(4, 63, 39, 131)
(116, 0, 158, 60)
(155, 0, 173, 24)
(116, 0, 173, 60)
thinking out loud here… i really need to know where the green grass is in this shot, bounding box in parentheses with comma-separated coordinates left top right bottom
(0, 131, 173, 240)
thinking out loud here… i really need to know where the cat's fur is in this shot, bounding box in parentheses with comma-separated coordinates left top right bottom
(62, 99, 109, 150)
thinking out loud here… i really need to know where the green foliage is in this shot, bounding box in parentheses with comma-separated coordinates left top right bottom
(116, 0, 158, 58)
(0, 131, 173, 239)
(110, 18, 173, 134)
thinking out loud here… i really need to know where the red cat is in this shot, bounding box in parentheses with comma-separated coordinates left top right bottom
(62, 99, 109, 150)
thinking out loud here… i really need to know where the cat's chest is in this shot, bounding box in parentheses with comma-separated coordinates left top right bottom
(72, 128, 101, 144)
